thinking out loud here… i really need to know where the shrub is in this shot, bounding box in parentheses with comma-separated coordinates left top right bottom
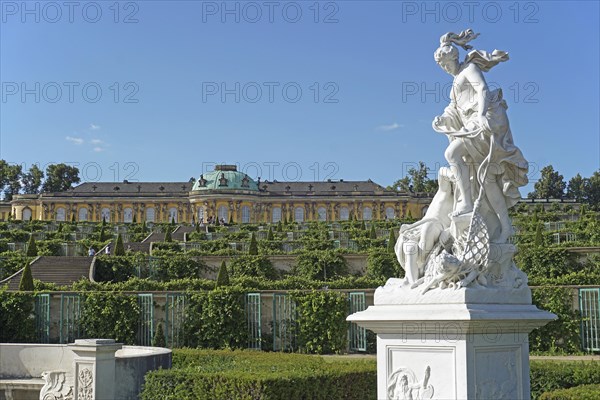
(153, 322, 167, 347)
(248, 232, 258, 255)
(141, 350, 376, 400)
(294, 250, 348, 281)
(539, 384, 600, 400)
(366, 250, 401, 281)
(19, 262, 34, 291)
(164, 230, 172, 242)
(25, 235, 38, 256)
(114, 233, 125, 256)
(216, 260, 230, 287)
(530, 361, 600, 399)
(228, 255, 278, 280)
(0, 287, 35, 342)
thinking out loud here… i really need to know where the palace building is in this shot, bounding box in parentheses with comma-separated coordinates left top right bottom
(6, 165, 431, 223)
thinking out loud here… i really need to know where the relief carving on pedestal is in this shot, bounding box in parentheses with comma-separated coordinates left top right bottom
(40, 371, 73, 400)
(387, 366, 434, 400)
(77, 368, 94, 400)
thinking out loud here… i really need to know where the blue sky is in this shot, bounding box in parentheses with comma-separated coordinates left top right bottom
(1, 0, 599, 194)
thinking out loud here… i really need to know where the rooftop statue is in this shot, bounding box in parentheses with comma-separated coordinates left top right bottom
(393, 29, 529, 296)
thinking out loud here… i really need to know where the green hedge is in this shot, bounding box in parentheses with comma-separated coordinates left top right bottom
(141, 350, 377, 400)
(530, 361, 600, 399)
(0, 287, 35, 342)
(539, 384, 600, 399)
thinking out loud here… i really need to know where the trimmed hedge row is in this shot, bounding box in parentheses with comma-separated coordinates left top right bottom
(530, 361, 600, 399)
(539, 384, 600, 399)
(141, 350, 377, 400)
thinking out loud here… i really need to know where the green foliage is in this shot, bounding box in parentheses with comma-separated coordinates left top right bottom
(530, 287, 581, 354)
(25, 234, 38, 256)
(540, 384, 600, 400)
(516, 246, 574, 281)
(114, 233, 125, 256)
(164, 229, 172, 242)
(19, 262, 34, 291)
(292, 290, 348, 354)
(368, 224, 376, 239)
(141, 350, 376, 400)
(534, 223, 544, 246)
(184, 287, 247, 349)
(248, 232, 258, 255)
(216, 260, 230, 287)
(530, 361, 600, 399)
(294, 250, 348, 281)
(79, 291, 141, 344)
(228, 255, 278, 280)
(267, 226, 274, 241)
(0, 288, 36, 342)
(529, 165, 566, 199)
(366, 250, 401, 280)
(386, 229, 396, 253)
(153, 322, 167, 347)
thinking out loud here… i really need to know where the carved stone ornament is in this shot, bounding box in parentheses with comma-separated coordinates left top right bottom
(77, 368, 93, 400)
(387, 366, 434, 400)
(40, 371, 73, 400)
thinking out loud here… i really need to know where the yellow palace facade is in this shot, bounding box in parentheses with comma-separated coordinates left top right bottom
(7, 165, 431, 224)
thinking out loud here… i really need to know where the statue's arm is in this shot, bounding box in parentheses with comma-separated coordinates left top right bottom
(463, 64, 490, 127)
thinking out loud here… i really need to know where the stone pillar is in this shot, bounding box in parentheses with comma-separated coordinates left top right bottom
(348, 285, 555, 400)
(68, 339, 123, 400)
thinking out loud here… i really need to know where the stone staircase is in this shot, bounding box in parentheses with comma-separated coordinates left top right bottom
(5, 256, 92, 290)
(172, 225, 195, 241)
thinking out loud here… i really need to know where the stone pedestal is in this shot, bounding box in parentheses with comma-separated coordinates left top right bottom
(68, 339, 123, 400)
(348, 284, 555, 399)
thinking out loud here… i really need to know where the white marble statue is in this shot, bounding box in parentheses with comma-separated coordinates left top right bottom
(394, 29, 529, 294)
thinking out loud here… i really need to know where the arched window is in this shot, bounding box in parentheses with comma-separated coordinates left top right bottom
(363, 207, 372, 221)
(272, 207, 282, 223)
(78, 208, 88, 222)
(317, 207, 327, 221)
(146, 208, 155, 223)
(101, 208, 111, 222)
(339, 207, 349, 221)
(294, 207, 304, 222)
(168, 208, 178, 223)
(385, 207, 395, 220)
(218, 205, 229, 222)
(22, 208, 32, 221)
(123, 208, 133, 223)
(197, 207, 204, 223)
(241, 206, 250, 223)
(56, 207, 66, 222)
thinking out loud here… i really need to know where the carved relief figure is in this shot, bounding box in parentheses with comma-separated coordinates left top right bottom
(388, 366, 434, 400)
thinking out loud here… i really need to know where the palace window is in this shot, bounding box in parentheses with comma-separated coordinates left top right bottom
(123, 208, 133, 223)
(241, 206, 250, 223)
(385, 207, 395, 220)
(101, 208, 111, 222)
(168, 208, 178, 223)
(294, 207, 304, 222)
(363, 207, 372, 221)
(22, 208, 32, 221)
(146, 208, 155, 223)
(317, 207, 327, 221)
(218, 205, 229, 222)
(339, 207, 349, 221)
(272, 207, 282, 223)
(197, 207, 204, 223)
(78, 208, 88, 222)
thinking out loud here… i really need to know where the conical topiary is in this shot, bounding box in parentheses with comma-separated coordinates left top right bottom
(71, 213, 76, 223)
(19, 262, 34, 291)
(114, 233, 125, 256)
(102, 216, 106, 226)
(26, 234, 38, 257)
(534, 223, 543, 246)
(152, 322, 167, 347)
(164, 229, 172, 242)
(248, 232, 258, 255)
(99, 226, 107, 241)
(132, 214, 137, 224)
(387, 229, 396, 253)
(277, 220, 283, 232)
(216, 260, 230, 288)
(369, 224, 377, 239)
(267, 226, 274, 241)
(171, 217, 175, 225)
(228, 213, 233, 225)
(361, 220, 366, 231)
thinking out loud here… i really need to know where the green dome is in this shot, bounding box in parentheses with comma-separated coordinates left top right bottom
(192, 165, 258, 191)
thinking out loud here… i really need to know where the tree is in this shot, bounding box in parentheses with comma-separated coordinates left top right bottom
(19, 263, 34, 291)
(215, 260, 230, 287)
(42, 163, 80, 193)
(22, 165, 44, 194)
(534, 223, 544, 246)
(369, 224, 377, 239)
(248, 233, 258, 255)
(2, 163, 23, 201)
(267, 227, 274, 241)
(114, 234, 125, 256)
(164, 229, 172, 242)
(584, 171, 600, 210)
(389, 161, 438, 193)
(26, 235, 38, 257)
(152, 322, 167, 347)
(529, 165, 566, 199)
(228, 213, 233, 225)
(566, 174, 586, 202)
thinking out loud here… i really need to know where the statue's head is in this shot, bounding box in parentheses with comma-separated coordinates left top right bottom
(434, 44, 460, 76)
